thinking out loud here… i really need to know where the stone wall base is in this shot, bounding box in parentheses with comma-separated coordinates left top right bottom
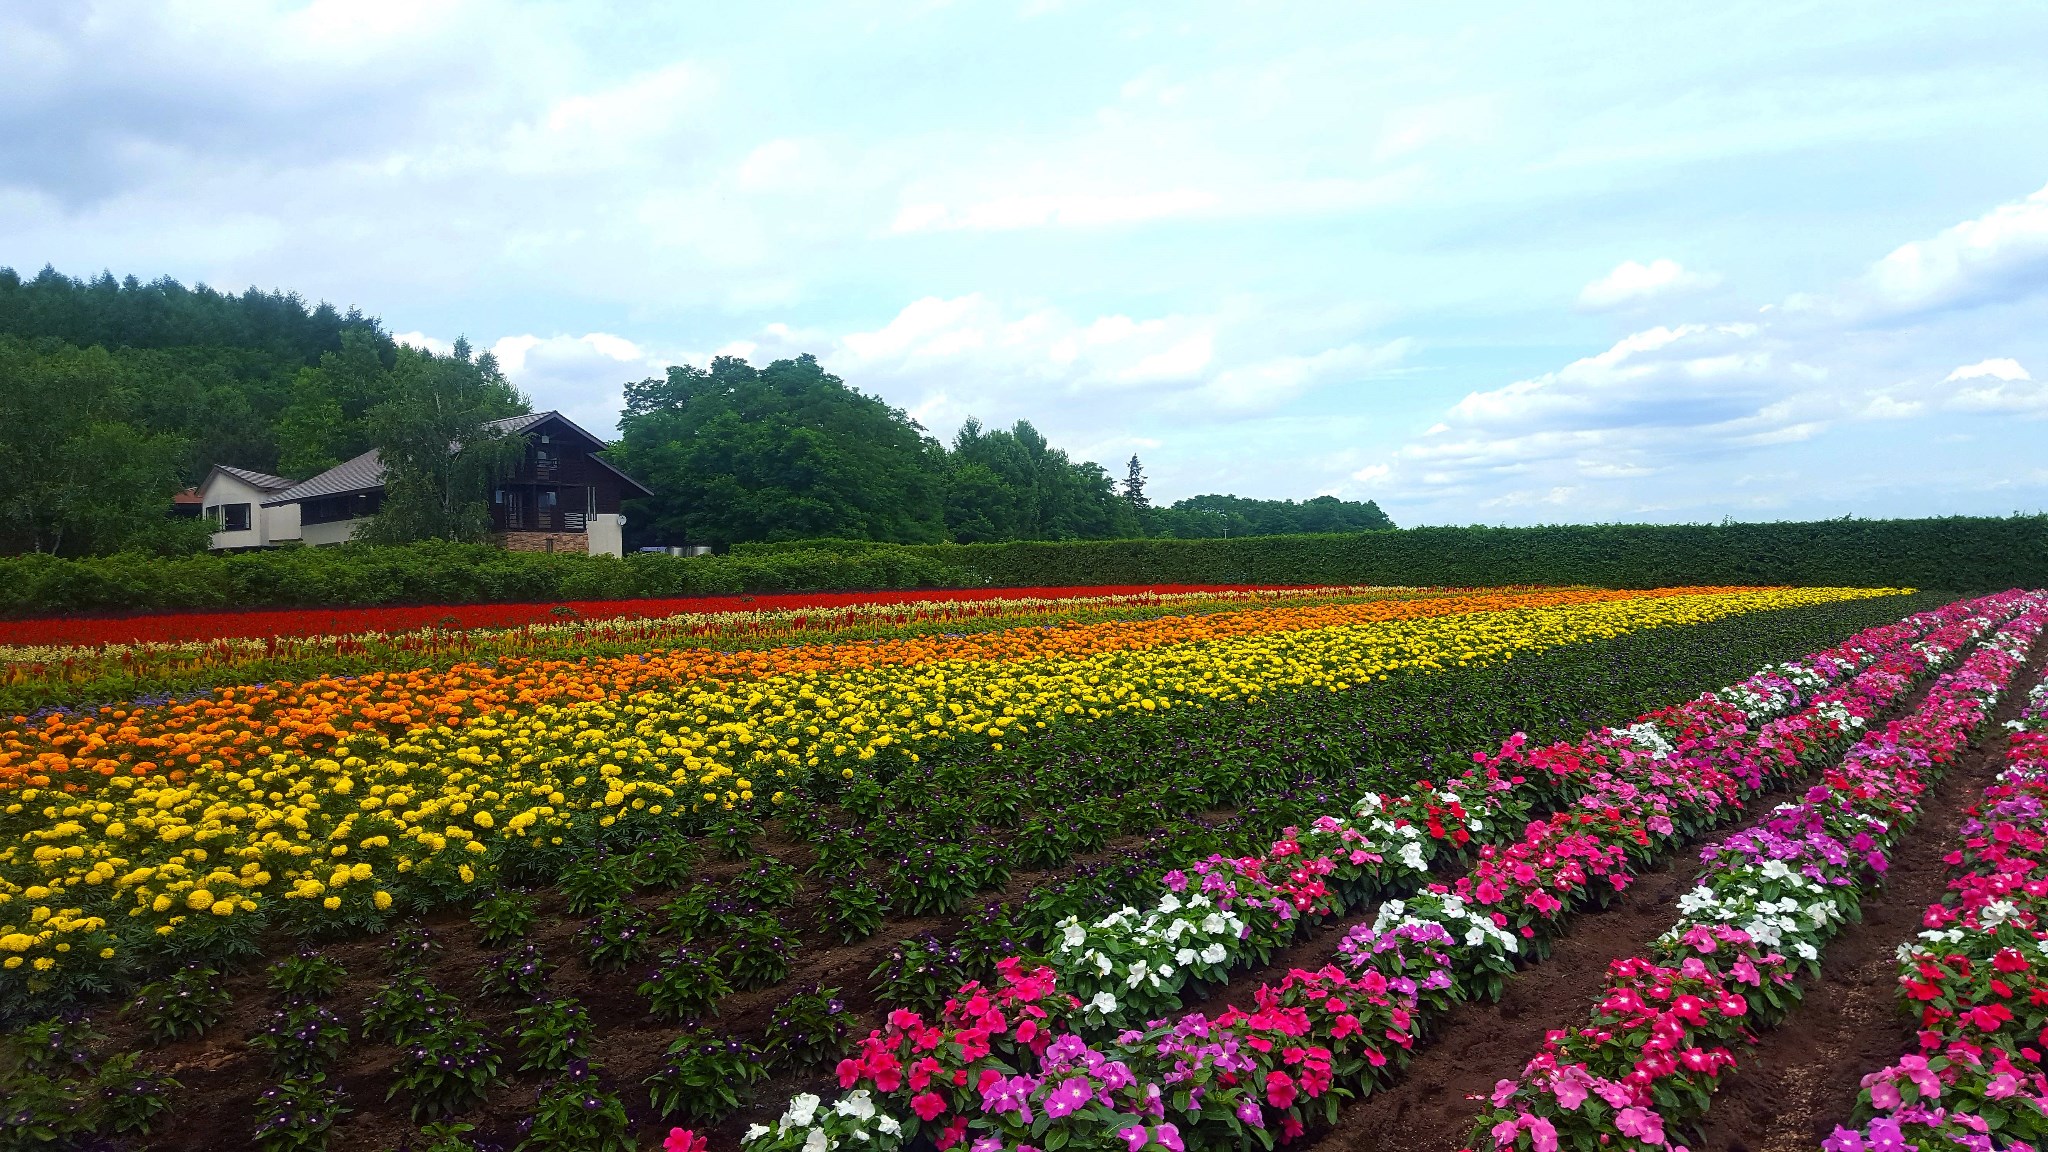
(496, 531, 588, 554)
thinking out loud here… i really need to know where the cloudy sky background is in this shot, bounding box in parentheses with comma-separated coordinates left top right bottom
(5, 1, 2047, 524)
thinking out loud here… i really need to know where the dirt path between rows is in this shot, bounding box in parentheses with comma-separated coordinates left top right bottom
(1299, 641, 2047, 1152)
(1688, 642, 2046, 1152)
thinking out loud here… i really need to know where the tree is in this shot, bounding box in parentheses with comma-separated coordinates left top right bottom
(355, 341, 529, 544)
(276, 329, 392, 478)
(615, 354, 950, 546)
(0, 337, 205, 555)
(1122, 454, 1149, 512)
(1144, 493, 1396, 538)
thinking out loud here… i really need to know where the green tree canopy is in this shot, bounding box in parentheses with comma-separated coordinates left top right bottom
(0, 338, 207, 556)
(944, 418, 1140, 542)
(356, 341, 530, 545)
(615, 354, 951, 545)
(1145, 493, 1396, 538)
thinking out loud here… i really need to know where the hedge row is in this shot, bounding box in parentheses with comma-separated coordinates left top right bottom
(0, 515, 2040, 618)
(742, 515, 2048, 591)
(0, 542, 974, 618)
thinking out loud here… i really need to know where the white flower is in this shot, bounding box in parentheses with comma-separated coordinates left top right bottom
(1399, 843, 1428, 871)
(1202, 913, 1227, 934)
(1201, 943, 1229, 965)
(835, 1092, 876, 1121)
(1157, 893, 1183, 915)
(1794, 942, 1818, 960)
(1176, 948, 1197, 966)
(783, 1094, 822, 1131)
(1061, 923, 1086, 949)
(745, 1126, 771, 1144)
(804, 1126, 831, 1152)
(877, 1117, 901, 1137)
(1088, 991, 1118, 1015)
(1093, 953, 1113, 976)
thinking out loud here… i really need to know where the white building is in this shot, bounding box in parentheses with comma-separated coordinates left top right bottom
(199, 411, 647, 556)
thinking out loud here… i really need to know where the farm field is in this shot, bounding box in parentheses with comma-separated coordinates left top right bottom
(3, 582, 2045, 1152)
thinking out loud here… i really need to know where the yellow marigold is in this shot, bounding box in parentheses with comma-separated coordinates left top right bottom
(322, 896, 341, 910)
(185, 889, 213, 911)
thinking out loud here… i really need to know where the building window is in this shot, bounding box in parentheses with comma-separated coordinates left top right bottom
(212, 503, 252, 532)
(540, 490, 558, 508)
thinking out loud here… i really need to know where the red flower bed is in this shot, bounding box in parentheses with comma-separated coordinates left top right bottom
(0, 585, 1297, 648)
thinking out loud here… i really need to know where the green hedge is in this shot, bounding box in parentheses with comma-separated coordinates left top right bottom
(1, 515, 2040, 617)
(0, 542, 976, 618)
(739, 515, 2048, 591)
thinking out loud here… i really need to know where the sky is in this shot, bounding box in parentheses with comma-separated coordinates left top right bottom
(4, 1, 2047, 525)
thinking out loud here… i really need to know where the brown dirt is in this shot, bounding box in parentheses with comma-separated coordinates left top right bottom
(1689, 648, 2046, 1152)
(1302, 640, 2045, 1152)
(119, 819, 1204, 1152)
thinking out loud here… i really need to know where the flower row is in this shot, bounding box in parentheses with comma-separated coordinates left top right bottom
(0, 585, 1334, 650)
(1039, 592, 2005, 1031)
(0, 588, 1862, 988)
(717, 593, 2021, 1152)
(1470, 592, 2048, 1152)
(0, 586, 1445, 715)
(1820, 651, 2048, 1152)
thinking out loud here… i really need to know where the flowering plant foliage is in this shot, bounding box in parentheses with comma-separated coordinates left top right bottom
(1473, 594, 2048, 1152)
(1823, 672, 2048, 1152)
(745, 594, 2028, 1152)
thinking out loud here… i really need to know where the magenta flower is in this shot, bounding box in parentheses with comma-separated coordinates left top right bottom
(1614, 1106, 1665, 1145)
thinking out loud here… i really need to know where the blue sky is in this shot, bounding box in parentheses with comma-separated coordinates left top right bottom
(5, 1, 2047, 524)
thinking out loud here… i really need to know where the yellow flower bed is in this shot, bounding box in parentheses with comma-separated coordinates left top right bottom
(0, 585, 1892, 980)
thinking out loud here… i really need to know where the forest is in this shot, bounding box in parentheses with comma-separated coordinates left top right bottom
(0, 265, 1391, 556)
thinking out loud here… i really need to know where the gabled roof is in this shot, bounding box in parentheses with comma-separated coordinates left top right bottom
(257, 410, 653, 505)
(208, 465, 296, 492)
(263, 450, 385, 506)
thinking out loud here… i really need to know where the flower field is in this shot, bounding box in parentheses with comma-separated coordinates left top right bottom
(7, 580, 2047, 1152)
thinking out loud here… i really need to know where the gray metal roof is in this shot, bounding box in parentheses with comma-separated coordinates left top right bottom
(212, 465, 296, 492)
(484, 411, 552, 436)
(262, 450, 385, 506)
(258, 410, 651, 504)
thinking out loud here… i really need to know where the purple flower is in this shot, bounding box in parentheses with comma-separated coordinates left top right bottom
(1235, 1097, 1265, 1129)
(1043, 1078, 1094, 1120)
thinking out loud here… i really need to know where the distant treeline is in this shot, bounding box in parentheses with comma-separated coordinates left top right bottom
(1, 265, 1394, 559)
(2, 516, 2036, 618)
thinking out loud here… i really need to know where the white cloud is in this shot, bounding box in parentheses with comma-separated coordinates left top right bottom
(1577, 258, 1716, 309)
(1945, 357, 2031, 382)
(1942, 358, 2046, 415)
(824, 294, 1404, 445)
(391, 330, 452, 354)
(1862, 180, 2048, 313)
(1366, 179, 2048, 521)
(486, 333, 668, 437)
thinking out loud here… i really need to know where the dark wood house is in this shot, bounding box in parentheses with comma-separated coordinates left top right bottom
(204, 410, 652, 555)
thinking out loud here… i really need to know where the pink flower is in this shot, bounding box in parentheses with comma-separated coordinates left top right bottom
(1120, 1126, 1150, 1151)
(1614, 1106, 1666, 1146)
(666, 1130, 708, 1152)
(912, 1092, 948, 1121)
(1266, 1070, 1298, 1109)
